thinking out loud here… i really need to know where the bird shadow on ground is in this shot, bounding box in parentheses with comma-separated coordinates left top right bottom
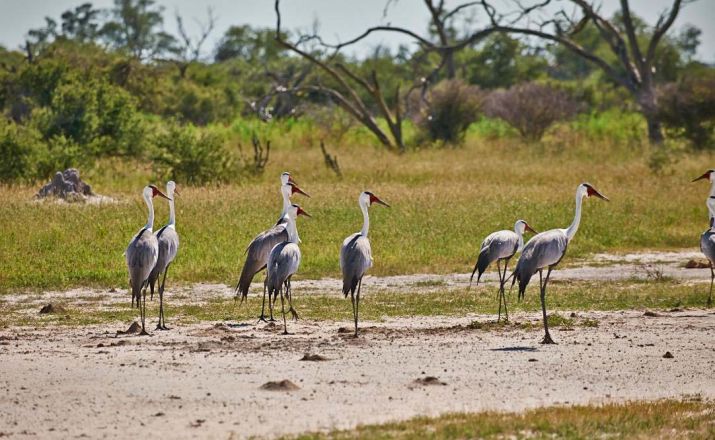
(490, 346, 538, 352)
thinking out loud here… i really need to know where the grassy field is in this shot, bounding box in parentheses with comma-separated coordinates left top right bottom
(291, 399, 715, 439)
(1, 278, 707, 328)
(1, 127, 713, 292)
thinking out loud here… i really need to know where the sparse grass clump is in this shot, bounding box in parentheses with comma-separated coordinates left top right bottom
(291, 398, 715, 439)
(1, 279, 707, 328)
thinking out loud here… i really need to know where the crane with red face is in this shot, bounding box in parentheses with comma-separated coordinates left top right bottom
(512, 183, 609, 344)
(340, 191, 390, 337)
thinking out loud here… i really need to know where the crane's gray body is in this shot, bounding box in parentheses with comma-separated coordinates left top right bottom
(474, 230, 519, 283)
(265, 241, 301, 295)
(237, 220, 289, 299)
(513, 229, 568, 296)
(126, 228, 159, 304)
(148, 225, 179, 289)
(340, 233, 373, 296)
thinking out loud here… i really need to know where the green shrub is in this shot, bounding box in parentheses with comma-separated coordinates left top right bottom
(34, 78, 144, 157)
(33, 135, 88, 180)
(658, 68, 715, 149)
(163, 81, 236, 126)
(151, 122, 235, 185)
(0, 121, 43, 182)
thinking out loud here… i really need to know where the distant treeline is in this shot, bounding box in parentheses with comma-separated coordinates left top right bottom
(0, 0, 713, 184)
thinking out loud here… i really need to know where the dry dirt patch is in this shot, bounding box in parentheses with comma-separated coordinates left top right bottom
(1, 309, 714, 439)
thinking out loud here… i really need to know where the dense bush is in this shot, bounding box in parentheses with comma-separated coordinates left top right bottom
(0, 121, 42, 182)
(151, 122, 235, 185)
(484, 82, 583, 141)
(657, 69, 715, 149)
(417, 79, 484, 144)
(33, 77, 144, 157)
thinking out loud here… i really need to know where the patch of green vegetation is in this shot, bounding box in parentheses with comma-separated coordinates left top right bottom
(290, 398, 715, 439)
(411, 280, 446, 288)
(0, 137, 712, 293)
(1, 279, 708, 328)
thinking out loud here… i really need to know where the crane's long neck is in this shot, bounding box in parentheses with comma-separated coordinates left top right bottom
(286, 215, 299, 243)
(281, 186, 291, 217)
(707, 196, 715, 230)
(516, 228, 525, 252)
(168, 189, 176, 227)
(360, 199, 370, 237)
(565, 190, 584, 241)
(144, 193, 154, 232)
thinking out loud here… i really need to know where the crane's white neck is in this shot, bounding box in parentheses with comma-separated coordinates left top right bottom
(360, 197, 370, 237)
(707, 196, 715, 230)
(285, 213, 299, 243)
(167, 187, 176, 227)
(565, 188, 586, 241)
(709, 178, 715, 198)
(144, 191, 154, 232)
(281, 184, 291, 217)
(514, 224, 525, 252)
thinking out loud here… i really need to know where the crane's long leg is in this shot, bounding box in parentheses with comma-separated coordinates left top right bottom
(708, 263, 713, 308)
(502, 258, 510, 322)
(279, 286, 288, 335)
(139, 286, 149, 336)
(287, 277, 299, 321)
(496, 260, 503, 322)
(150, 280, 155, 302)
(350, 289, 357, 337)
(258, 283, 269, 323)
(157, 265, 170, 330)
(354, 278, 362, 338)
(540, 267, 555, 344)
(269, 286, 278, 322)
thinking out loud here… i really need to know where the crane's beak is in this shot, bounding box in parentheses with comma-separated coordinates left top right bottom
(371, 195, 390, 207)
(692, 172, 711, 182)
(525, 223, 538, 234)
(291, 184, 310, 198)
(587, 186, 609, 201)
(151, 186, 171, 201)
(297, 206, 312, 218)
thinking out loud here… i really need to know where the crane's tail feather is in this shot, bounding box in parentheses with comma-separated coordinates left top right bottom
(236, 264, 266, 300)
(468, 261, 479, 291)
(342, 276, 359, 298)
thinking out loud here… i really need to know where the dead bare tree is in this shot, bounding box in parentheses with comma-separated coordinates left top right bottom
(481, 0, 689, 144)
(170, 7, 215, 79)
(272, 0, 502, 152)
(320, 141, 342, 178)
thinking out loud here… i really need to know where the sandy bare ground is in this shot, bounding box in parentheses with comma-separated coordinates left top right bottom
(1, 250, 714, 439)
(2, 312, 715, 439)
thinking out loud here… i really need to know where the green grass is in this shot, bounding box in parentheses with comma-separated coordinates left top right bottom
(289, 398, 714, 439)
(1, 279, 707, 328)
(0, 129, 713, 292)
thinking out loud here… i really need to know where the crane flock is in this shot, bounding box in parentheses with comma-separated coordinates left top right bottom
(124, 169, 715, 342)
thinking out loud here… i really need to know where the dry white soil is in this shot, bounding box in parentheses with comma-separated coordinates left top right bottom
(1, 251, 714, 439)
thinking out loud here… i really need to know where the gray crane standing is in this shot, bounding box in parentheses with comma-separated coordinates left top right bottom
(512, 183, 608, 344)
(693, 169, 715, 307)
(125, 185, 171, 335)
(470, 219, 538, 321)
(236, 172, 309, 321)
(340, 191, 390, 337)
(148, 181, 180, 330)
(265, 204, 311, 335)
